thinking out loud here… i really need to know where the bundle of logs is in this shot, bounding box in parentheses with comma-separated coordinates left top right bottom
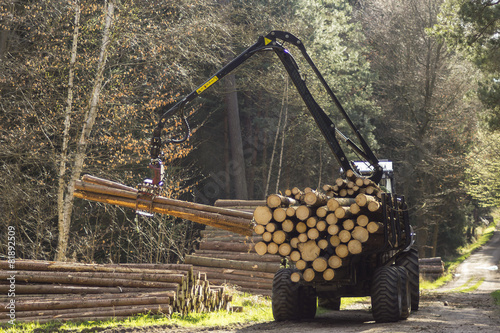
(0, 260, 231, 323)
(187, 200, 281, 296)
(73, 175, 254, 236)
(253, 171, 396, 283)
(419, 257, 445, 279)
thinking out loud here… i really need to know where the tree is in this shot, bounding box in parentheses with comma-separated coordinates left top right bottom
(433, 0, 500, 129)
(56, 0, 116, 261)
(360, 0, 480, 257)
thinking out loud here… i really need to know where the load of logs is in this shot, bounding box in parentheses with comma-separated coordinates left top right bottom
(73, 175, 254, 236)
(253, 171, 399, 283)
(0, 260, 231, 323)
(188, 200, 281, 297)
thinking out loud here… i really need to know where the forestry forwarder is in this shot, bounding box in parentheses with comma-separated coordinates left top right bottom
(146, 31, 419, 323)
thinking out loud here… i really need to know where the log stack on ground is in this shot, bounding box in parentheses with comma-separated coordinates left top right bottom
(419, 257, 445, 279)
(254, 173, 406, 283)
(0, 260, 231, 323)
(187, 199, 281, 297)
(73, 175, 254, 236)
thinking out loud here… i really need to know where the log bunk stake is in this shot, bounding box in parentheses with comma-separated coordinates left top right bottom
(0, 260, 231, 323)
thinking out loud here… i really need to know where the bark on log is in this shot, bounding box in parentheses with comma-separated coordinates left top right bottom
(12, 303, 172, 319)
(198, 241, 254, 253)
(74, 190, 253, 236)
(304, 191, 329, 206)
(0, 270, 184, 285)
(214, 199, 266, 208)
(266, 194, 297, 208)
(184, 255, 279, 274)
(0, 295, 172, 312)
(193, 250, 280, 262)
(0, 260, 187, 275)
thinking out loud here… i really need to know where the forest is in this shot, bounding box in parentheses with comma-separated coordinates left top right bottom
(1, 0, 499, 264)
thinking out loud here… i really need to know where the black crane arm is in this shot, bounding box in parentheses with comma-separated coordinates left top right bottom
(150, 31, 383, 184)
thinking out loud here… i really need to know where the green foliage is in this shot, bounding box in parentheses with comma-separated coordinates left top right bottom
(464, 131, 500, 207)
(433, 0, 500, 130)
(360, 0, 481, 257)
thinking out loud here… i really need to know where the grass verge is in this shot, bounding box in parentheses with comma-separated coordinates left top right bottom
(0, 289, 273, 333)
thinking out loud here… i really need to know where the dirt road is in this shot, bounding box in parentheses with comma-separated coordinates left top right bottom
(100, 226, 500, 333)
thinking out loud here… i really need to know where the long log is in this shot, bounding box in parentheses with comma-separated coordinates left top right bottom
(420, 265, 444, 274)
(184, 255, 279, 274)
(193, 250, 281, 262)
(12, 303, 172, 319)
(201, 235, 262, 243)
(0, 284, 175, 295)
(0, 270, 185, 284)
(193, 266, 275, 280)
(0, 291, 176, 302)
(0, 260, 187, 275)
(0, 296, 172, 312)
(77, 179, 254, 221)
(0, 272, 180, 289)
(214, 199, 266, 208)
(74, 190, 253, 235)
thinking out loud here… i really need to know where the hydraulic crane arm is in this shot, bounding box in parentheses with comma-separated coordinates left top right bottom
(149, 31, 383, 185)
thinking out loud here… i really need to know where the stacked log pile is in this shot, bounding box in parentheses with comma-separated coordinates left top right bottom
(187, 200, 280, 297)
(253, 172, 401, 283)
(419, 257, 445, 279)
(73, 175, 254, 236)
(0, 260, 230, 323)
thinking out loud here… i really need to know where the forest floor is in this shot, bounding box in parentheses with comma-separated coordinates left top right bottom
(84, 224, 500, 333)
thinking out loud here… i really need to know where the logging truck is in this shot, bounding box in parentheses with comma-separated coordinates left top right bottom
(148, 31, 419, 323)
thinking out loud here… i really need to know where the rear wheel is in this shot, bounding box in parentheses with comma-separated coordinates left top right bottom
(371, 266, 402, 323)
(396, 248, 420, 310)
(272, 268, 301, 321)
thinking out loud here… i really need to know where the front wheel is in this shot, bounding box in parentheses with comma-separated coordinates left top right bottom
(371, 266, 403, 323)
(272, 268, 301, 321)
(395, 266, 411, 319)
(396, 248, 420, 311)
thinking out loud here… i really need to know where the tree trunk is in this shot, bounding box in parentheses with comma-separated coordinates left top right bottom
(225, 73, 248, 199)
(56, 0, 115, 261)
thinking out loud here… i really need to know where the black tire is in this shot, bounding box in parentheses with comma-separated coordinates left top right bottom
(371, 266, 402, 323)
(395, 266, 411, 319)
(396, 247, 420, 311)
(318, 297, 341, 311)
(299, 285, 317, 319)
(272, 268, 301, 321)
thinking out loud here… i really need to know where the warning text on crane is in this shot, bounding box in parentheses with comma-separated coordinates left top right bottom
(196, 76, 219, 95)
